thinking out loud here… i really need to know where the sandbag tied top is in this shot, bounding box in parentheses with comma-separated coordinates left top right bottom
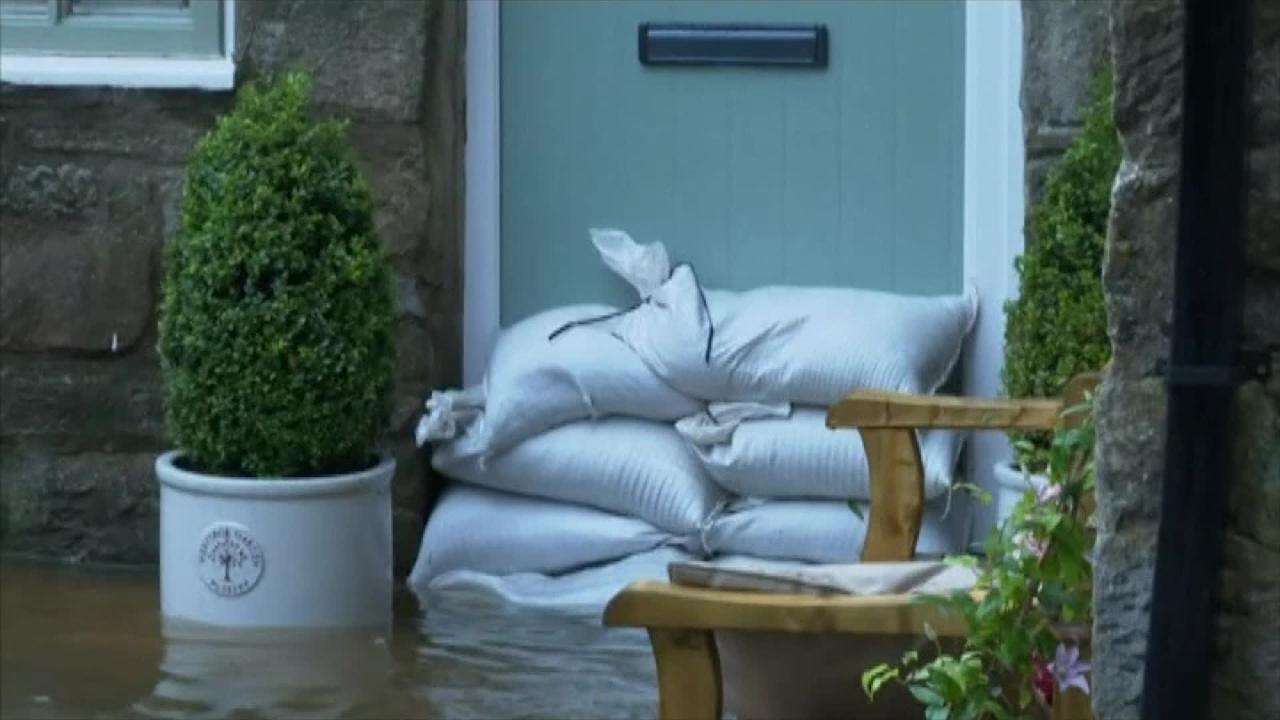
(611, 263, 980, 404)
(590, 227, 671, 299)
(418, 303, 702, 460)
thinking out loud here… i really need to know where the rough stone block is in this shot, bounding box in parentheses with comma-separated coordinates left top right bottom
(20, 109, 213, 165)
(237, 0, 429, 124)
(1024, 154, 1060, 213)
(0, 163, 97, 216)
(392, 506, 425, 578)
(1094, 377, 1166, 534)
(0, 352, 166, 453)
(1021, 0, 1110, 128)
(1248, 146, 1280, 273)
(394, 319, 435, 388)
(393, 273, 429, 320)
(1092, 376, 1164, 720)
(0, 218, 158, 353)
(389, 439, 429, 577)
(1091, 523, 1156, 720)
(1242, 274, 1280, 351)
(1102, 160, 1178, 377)
(1211, 530, 1280, 720)
(1110, 0, 1185, 167)
(1, 160, 163, 353)
(1, 447, 159, 565)
(346, 123, 431, 262)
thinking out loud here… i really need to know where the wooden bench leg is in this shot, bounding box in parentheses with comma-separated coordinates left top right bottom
(647, 628, 722, 720)
(859, 428, 924, 562)
(1052, 686, 1093, 720)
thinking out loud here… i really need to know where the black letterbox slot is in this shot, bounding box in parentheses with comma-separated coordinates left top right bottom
(639, 23, 828, 68)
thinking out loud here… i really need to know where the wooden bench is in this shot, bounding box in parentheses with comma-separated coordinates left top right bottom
(604, 374, 1099, 720)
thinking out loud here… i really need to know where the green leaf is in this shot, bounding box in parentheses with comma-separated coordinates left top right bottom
(910, 685, 946, 707)
(861, 665, 899, 699)
(925, 704, 951, 720)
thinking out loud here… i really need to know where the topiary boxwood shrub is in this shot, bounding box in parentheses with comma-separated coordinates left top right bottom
(158, 72, 396, 478)
(1002, 68, 1119, 471)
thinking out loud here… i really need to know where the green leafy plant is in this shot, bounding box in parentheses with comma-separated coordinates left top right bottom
(158, 72, 395, 477)
(1002, 68, 1118, 471)
(862, 401, 1096, 720)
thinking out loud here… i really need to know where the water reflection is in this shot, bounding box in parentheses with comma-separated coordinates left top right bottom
(415, 590, 657, 720)
(133, 619, 421, 719)
(1, 561, 658, 720)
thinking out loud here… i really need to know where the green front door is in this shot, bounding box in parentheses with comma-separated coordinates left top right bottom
(501, 0, 965, 323)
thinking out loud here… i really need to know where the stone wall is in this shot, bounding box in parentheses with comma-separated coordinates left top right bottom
(1021, 0, 1110, 207)
(0, 0, 464, 574)
(1094, 1, 1280, 719)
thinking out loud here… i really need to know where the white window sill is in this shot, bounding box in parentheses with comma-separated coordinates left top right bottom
(0, 55, 234, 90)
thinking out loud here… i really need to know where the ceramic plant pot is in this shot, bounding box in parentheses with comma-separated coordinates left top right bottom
(157, 451, 394, 628)
(992, 461, 1049, 526)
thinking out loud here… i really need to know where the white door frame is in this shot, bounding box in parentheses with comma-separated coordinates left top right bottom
(960, 0, 1024, 537)
(463, 0, 1025, 530)
(463, 0, 503, 387)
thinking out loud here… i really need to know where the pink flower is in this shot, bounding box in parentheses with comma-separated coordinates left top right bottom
(1036, 483, 1062, 504)
(1016, 532, 1049, 559)
(1052, 643, 1091, 695)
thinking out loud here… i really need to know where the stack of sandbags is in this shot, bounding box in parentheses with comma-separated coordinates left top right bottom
(409, 301, 722, 586)
(413, 229, 980, 588)
(602, 233, 979, 563)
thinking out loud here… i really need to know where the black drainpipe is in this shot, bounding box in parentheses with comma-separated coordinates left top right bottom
(1139, 0, 1253, 718)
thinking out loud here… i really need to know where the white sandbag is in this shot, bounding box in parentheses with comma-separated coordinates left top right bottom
(678, 406, 965, 500)
(704, 494, 971, 564)
(424, 547, 693, 610)
(417, 304, 701, 458)
(409, 485, 677, 585)
(432, 418, 725, 535)
(613, 262, 978, 404)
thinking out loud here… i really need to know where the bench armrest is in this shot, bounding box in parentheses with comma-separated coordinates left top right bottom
(828, 392, 1064, 431)
(829, 373, 1101, 562)
(827, 372, 1101, 432)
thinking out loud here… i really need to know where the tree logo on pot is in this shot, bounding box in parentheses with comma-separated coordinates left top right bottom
(197, 523, 265, 598)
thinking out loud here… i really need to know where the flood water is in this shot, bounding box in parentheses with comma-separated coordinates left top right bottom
(0, 561, 658, 719)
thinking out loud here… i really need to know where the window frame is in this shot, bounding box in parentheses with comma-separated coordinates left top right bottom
(0, 0, 234, 90)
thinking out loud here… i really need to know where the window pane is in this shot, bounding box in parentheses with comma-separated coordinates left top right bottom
(1, 0, 219, 56)
(0, 0, 50, 21)
(68, 0, 190, 18)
